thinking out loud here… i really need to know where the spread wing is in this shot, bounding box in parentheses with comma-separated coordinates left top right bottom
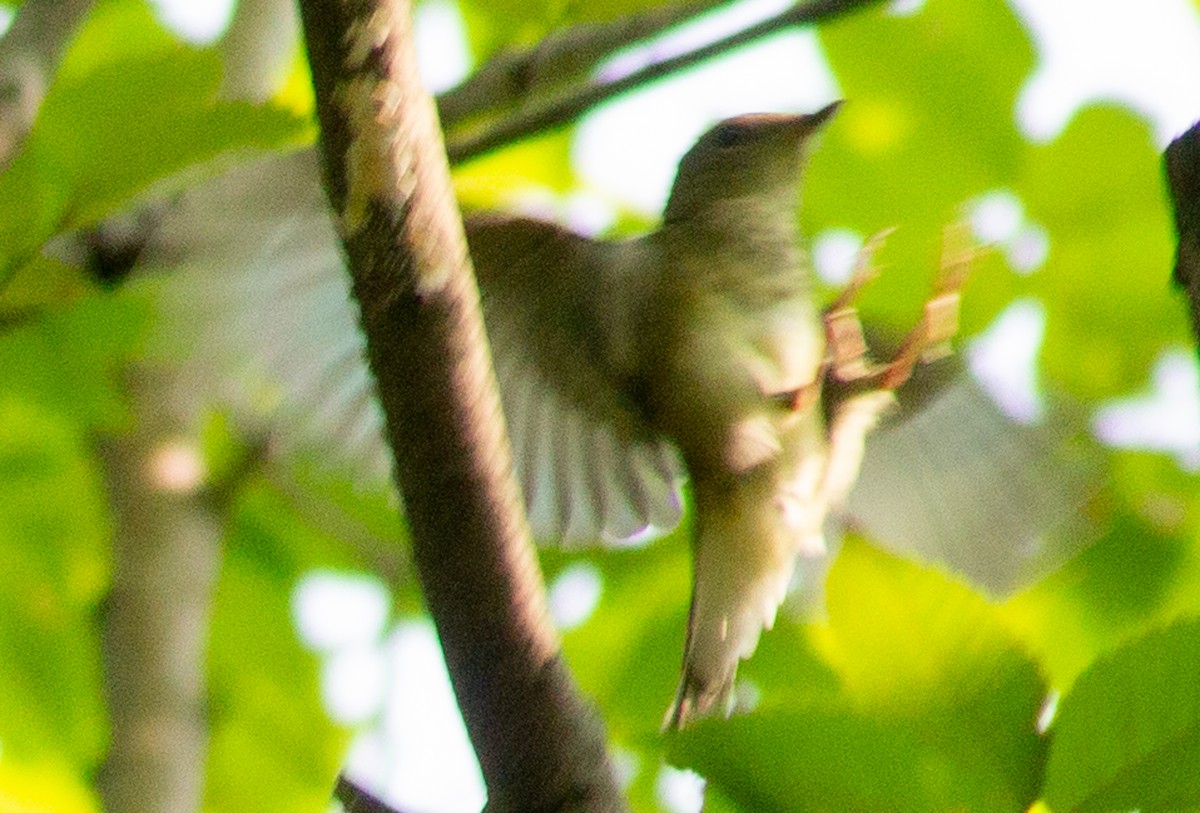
(138, 149, 391, 484)
(137, 149, 683, 545)
(844, 365, 1099, 595)
(466, 213, 684, 543)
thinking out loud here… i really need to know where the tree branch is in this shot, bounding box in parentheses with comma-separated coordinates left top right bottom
(96, 370, 222, 813)
(0, 0, 94, 165)
(296, 1, 626, 809)
(1165, 119, 1200, 353)
(335, 775, 412, 813)
(444, 0, 885, 164)
(218, 0, 298, 102)
(437, 0, 731, 130)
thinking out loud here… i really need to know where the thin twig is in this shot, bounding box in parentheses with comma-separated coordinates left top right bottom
(437, 0, 731, 129)
(335, 775, 410, 813)
(445, 0, 885, 164)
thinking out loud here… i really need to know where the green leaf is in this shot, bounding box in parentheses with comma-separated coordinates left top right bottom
(818, 538, 1049, 810)
(671, 703, 993, 812)
(553, 530, 694, 743)
(0, 292, 148, 432)
(999, 456, 1200, 693)
(809, 0, 1034, 331)
(1015, 104, 1184, 399)
(661, 540, 1052, 812)
(0, 758, 100, 813)
(0, 399, 109, 770)
(1044, 616, 1200, 812)
(204, 538, 349, 813)
(0, 0, 310, 282)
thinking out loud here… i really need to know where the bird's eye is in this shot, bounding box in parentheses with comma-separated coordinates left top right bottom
(712, 123, 755, 149)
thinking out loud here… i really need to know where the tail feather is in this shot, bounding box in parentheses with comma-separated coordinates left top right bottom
(666, 469, 823, 728)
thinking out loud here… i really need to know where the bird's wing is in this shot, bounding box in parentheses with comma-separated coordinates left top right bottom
(137, 149, 392, 483)
(466, 212, 685, 544)
(136, 149, 683, 545)
(843, 364, 1100, 595)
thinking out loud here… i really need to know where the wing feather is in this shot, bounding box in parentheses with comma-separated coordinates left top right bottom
(138, 150, 685, 546)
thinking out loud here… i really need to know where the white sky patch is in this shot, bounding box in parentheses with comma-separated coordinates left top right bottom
(322, 644, 388, 724)
(1004, 222, 1050, 274)
(611, 746, 641, 790)
(967, 298, 1047, 424)
(548, 562, 603, 629)
(1010, 0, 1200, 145)
(812, 228, 864, 285)
(149, 0, 234, 44)
(564, 191, 619, 237)
(0, 7, 13, 38)
(1093, 349, 1200, 471)
(657, 765, 706, 813)
(967, 189, 1050, 275)
(415, 0, 471, 93)
(367, 620, 486, 813)
(888, 0, 926, 15)
(576, 0, 840, 214)
(293, 571, 391, 652)
(343, 729, 391, 800)
(970, 189, 1024, 244)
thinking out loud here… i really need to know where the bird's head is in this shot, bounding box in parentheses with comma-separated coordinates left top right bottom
(662, 101, 841, 226)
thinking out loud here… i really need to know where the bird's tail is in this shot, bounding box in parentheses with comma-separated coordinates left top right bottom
(666, 470, 823, 728)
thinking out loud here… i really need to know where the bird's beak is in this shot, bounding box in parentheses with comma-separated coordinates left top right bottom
(807, 100, 843, 131)
(771, 100, 843, 150)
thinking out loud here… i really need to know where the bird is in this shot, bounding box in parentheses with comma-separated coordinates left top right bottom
(438, 101, 906, 725)
(136, 100, 1086, 728)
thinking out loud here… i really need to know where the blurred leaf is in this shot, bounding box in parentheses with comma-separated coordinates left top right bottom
(1016, 106, 1184, 399)
(0, 291, 148, 432)
(553, 528, 694, 745)
(808, 0, 1033, 331)
(663, 540, 1051, 812)
(0, 758, 100, 813)
(204, 537, 349, 813)
(232, 471, 415, 611)
(737, 616, 842, 710)
(1001, 467, 1200, 690)
(0, 0, 310, 282)
(672, 703, 1000, 812)
(816, 538, 1048, 810)
(1043, 616, 1200, 812)
(454, 127, 577, 208)
(0, 399, 109, 770)
(0, 256, 93, 318)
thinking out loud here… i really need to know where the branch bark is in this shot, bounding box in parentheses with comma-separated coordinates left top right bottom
(97, 370, 222, 813)
(335, 775, 411, 813)
(295, 1, 625, 810)
(436, 0, 731, 130)
(0, 0, 93, 165)
(1165, 119, 1200, 352)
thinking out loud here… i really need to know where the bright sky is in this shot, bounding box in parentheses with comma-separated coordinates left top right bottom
(4, 0, 1196, 811)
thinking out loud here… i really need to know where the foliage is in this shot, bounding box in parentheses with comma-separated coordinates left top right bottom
(0, 0, 1196, 810)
